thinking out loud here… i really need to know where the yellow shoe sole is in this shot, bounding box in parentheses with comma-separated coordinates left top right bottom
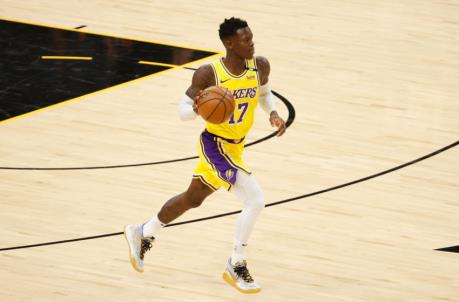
(123, 226, 143, 273)
(222, 271, 261, 294)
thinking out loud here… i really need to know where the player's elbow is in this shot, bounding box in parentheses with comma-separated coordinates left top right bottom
(179, 95, 197, 121)
(179, 111, 197, 121)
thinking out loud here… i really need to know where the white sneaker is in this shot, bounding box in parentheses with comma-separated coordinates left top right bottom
(124, 224, 154, 273)
(222, 259, 261, 294)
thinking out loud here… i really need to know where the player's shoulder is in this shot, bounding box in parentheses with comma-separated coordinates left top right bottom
(255, 56, 270, 70)
(192, 64, 216, 87)
(195, 64, 214, 77)
(255, 56, 270, 84)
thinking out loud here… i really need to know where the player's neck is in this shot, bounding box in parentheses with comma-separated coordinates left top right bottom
(223, 54, 246, 75)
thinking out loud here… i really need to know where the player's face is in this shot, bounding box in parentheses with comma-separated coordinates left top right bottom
(229, 27, 255, 59)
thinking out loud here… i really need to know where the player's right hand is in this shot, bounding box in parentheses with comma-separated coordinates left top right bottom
(193, 90, 202, 114)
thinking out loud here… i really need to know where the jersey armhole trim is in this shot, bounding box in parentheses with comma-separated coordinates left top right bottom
(210, 63, 219, 86)
(253, 58, 261, 87)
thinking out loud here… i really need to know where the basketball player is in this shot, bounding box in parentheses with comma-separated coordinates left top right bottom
(124, 17, 286, 294)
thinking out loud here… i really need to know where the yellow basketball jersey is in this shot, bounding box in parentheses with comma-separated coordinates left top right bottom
(207, 58, 260, 139)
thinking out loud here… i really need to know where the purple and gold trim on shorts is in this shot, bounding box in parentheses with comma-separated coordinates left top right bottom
(199, 131, 251, 190)
(192, 174, 218, 191)
(215, 141, 251, 176)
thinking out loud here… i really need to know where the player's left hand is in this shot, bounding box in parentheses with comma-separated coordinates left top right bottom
(269, 111, 286, 137)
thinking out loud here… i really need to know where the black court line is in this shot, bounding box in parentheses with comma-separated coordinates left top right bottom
(0, 91, 293, 170)
(436, 245, 459, 253)
(0, 139, 457, 252)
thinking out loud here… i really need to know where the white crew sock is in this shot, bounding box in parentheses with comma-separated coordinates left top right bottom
(231, 241, 249, 265)
(142, 214, 165, 238)
(231, 173, 265, 265)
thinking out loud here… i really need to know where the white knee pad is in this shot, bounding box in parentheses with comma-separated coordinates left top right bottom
(234, 172, 265, 211)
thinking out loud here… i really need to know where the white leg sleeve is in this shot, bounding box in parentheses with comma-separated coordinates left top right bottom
(231, 172, 265, 264)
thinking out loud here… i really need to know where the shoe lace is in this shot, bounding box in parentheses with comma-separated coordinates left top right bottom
(234, 262, 254, 283)
(140, 238, 153, 260)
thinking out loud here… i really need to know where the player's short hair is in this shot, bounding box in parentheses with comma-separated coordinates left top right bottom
(219, 17, 249, 40)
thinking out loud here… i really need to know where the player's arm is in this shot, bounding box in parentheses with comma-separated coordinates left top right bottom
(256, 56, 286, 136)
(179, 64, 215, 121)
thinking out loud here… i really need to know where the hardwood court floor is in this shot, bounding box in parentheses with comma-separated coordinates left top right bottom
(0, 1, 458, 301)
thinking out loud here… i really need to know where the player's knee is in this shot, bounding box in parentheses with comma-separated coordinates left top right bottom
(185, 190, 206, 208)
(249, 187, 265, 211)
(250, 190, 265, 211)
(235, 173, 265, 211)
(186, 179, 214, 208)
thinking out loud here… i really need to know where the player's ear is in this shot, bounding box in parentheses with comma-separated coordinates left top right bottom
(222, 37, 233, 50)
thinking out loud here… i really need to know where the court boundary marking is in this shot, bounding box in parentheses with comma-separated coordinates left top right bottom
(0, 139, 457, 251)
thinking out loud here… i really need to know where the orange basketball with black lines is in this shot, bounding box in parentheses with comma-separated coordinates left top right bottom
(196, 86, 235, 124)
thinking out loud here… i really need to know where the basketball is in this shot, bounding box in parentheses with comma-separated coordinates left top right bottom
(196, 86, 235, 124)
